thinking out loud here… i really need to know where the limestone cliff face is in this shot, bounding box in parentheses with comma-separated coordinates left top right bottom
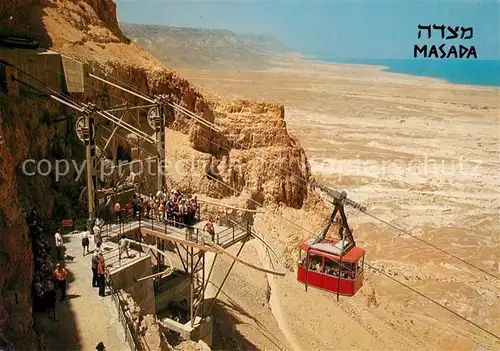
(37, 0, 311, 208)
(0, 95, 84, 350)
(0, 120, 35, 349)
(0, 0, 313, 348)
(208, 100, 310, 207)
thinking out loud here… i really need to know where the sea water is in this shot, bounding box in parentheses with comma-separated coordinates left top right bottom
(321, 58, 500, 87)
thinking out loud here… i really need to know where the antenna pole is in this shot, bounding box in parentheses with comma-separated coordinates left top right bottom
(83, 103, 96, 234)
(155, 95, 166, 193)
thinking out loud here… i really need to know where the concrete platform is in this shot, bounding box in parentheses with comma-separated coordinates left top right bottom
(99, 238, 145, 272)
(159, 316, 213, 347)
(107, 254, 156, 315)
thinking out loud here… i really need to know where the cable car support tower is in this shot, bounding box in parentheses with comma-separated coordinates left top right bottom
(312, 181, 366, 248)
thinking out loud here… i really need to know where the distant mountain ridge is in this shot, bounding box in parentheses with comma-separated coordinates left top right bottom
(119, 22, 290, 69)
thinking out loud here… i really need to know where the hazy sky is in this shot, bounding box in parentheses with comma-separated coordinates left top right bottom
(115, 0, 499, 59)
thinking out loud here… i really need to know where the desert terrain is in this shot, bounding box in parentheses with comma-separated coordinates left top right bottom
(171, 57, 500, 350)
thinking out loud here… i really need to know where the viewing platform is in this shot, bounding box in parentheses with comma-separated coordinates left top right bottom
(101, 216, 251, 251)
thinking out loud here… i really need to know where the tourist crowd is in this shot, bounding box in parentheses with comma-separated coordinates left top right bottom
(115, 189, 200, 227)
(27, 208, 67, 321)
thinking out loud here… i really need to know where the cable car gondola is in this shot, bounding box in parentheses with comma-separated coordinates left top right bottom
(297, 186, 366, 297)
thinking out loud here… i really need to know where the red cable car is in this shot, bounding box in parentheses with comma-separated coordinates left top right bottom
(297, 186, 366, 297)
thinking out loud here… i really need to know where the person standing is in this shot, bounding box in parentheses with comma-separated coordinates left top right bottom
(119, 235, 130, 260)
(53, 263, 68, 301)
(203, 218, 215, 242)
(93, 224, 102, 249)
(158, 201, 165, 222)
(43, 277, 57, 321)
(97, 252, 106, 297)
(132, 194, 139, 218)
(54, 229, 63, 261)
(91, 250, 99, 287)
(81, 230, 90, 256)
(114, 201, 121, 223)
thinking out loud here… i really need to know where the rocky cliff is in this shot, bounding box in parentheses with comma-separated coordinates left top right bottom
(0, 93, 87, 350)
(119, 22, 289, 70)
(0, 0, 313, 348)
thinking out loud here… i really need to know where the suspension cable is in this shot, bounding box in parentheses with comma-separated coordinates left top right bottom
(365, 261, 500, 341)
(360, 211, 499, 280)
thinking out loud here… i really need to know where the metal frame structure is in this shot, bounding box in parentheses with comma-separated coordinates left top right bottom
(312, 182, 367, 247)
(139, 214, 255, 327)
(50, 97, 101, 232)
(89, 72, 167, 193)
(108, 211, 283, 328)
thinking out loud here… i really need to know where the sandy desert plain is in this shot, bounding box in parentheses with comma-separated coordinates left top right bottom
(166, 55, 500, 351)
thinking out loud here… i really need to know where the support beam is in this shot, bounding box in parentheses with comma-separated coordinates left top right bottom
(175, 243, 188, 272)
(96, 115, 124, 169)
(188, 247, 205, 326)
(100, 125, 156, 157)
(89, 73, 155, 104)
(97, 109, 155, 144)
(50, 95, 84, 112)
(104, 103, 156, 113)
(202, 241, 246, 320)
(83, 103, 96, 233)
(141, 227, 285, 275)
(193, 253, 218, 320)
(154, 103, 165, 193)
(136, 268, 173, 282)
(141, 228, 219, 253)
(90, 116, 101, 213)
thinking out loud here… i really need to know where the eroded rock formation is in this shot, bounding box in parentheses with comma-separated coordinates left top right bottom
(120, 291, 211, 351)
(120, 291, 171, 351)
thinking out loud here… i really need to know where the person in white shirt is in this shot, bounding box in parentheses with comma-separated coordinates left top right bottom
(81, 230, 90, 256)
(93, 223, 102, 249)
(119, 235, 130, 259)
(54, 230, 63, 260)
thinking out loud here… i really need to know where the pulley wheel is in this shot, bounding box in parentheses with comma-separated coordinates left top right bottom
(147, 108, 158, 129)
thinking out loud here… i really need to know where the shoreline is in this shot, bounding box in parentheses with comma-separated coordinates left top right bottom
(274, 52, 500, 91)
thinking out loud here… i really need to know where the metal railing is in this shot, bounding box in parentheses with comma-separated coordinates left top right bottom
(138, 214, 250, 248)
(139, 214, 207, 243)
(105, 275, 140, 351)
(100, 208, 252, 250)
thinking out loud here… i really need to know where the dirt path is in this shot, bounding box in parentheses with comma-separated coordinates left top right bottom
(266, 273, 303, 351)
(250, 240, 303, 351)
(36, 232, 127, 351)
